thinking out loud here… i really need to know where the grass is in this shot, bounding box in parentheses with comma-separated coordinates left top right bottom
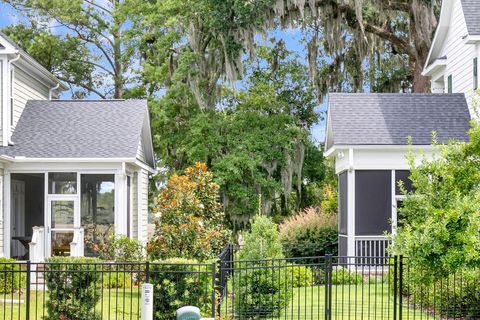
(220, 284, 435, 320)
(0, 288, 140, 320)
(1, 285, 436, 320)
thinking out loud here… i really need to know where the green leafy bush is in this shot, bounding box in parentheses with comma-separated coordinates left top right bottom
(148, 163, 230, 261)
(331, 268, 363, 285)
(0, 257, 24, 294)
(150, 258, 213, 320)
(401, 267, 480, 318)
(98, 233, 145, 262)
(279, 207, 338, 260)
(234, 215, 292, 317)
(239, 215, 283, 260)
(44, 257, 101, 320)
(100, 272, 133, 289)
(233, 264, 292, 318)
(287, 265, 314, 287)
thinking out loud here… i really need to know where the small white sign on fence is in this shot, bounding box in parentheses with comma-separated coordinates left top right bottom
(141, 283, 154, 320)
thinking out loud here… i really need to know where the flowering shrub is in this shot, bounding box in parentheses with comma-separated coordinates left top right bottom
(147, 162, 230, 261)
(279, 207, 338, 259)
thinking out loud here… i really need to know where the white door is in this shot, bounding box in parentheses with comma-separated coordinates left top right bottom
(46, 196, 79, 257)
(11, 180, 25, 258)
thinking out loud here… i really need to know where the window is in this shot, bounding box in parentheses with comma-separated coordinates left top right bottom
(80, 174, 115, 256)
(48, 172, 77, 194)
(474, 58, 478, 90)
(448, 74, 453, 93)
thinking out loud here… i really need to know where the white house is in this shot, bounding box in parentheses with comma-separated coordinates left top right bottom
(423, 0, 480, 101)
(0, 32, 155, 261)
(324, 93, 471, 259)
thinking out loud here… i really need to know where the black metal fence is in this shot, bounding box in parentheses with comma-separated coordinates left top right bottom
(0, 255, 479, 320)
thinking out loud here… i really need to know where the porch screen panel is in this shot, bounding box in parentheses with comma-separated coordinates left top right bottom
(355, 170, 391, 235)
(395, 170, 414, 195)
(338, 171, 348, 235)
(81, 174, 115, 256)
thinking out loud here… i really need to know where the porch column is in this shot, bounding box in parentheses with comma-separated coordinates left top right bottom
(114, 171, 128, 236)
(347, 149, 356, 258)
(3, 170, 10, 258)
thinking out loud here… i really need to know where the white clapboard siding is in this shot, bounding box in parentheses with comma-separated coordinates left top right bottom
(137, 169, 149, 244)
(0, 170, 4, 256)
(0, 61, 3, 146)
(442, 0, 476, 93)
(131, 172, 139, 239)
(13, 67, 49, 129)
(136, 139, 146, 163)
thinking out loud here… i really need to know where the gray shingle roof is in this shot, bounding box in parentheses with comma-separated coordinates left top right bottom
(462, 0, 480, 35)
(0, 100, 151, 161)
(327, 93, 471, 147)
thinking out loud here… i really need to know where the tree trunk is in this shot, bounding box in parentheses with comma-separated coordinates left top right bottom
(113, 0, 123, 99)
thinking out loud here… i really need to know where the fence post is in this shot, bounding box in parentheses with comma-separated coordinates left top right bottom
(393, 255, 398, 320)
(145, 261, 150, 283)
(324, 254, 332, 320)
(26, 260, 31, 320)
(399, 255, 404, 320)
(211, 261, 217, 318)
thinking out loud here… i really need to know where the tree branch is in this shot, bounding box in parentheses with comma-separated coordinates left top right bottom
(56, 75, 107, 99)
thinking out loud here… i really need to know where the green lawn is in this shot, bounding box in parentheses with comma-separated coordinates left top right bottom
(219, 285, 435, 319)
(0, 288, 140, 320)
(1, 285, 436, 320)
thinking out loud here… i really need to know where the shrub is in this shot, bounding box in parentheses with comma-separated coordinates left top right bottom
(0, 258, 24, 294)
(331, 268, 363, 285)
(98, 233, 145, 262)
(148, 162, 231, 261)
(233, 264, 292, 318)
(44, 257, 101, 320)
(239, 215, 283, 260)
(401, 267, 480, 318)
(150, 258, 213, 320)
(100, 271, 133, 289)
(279, 207, 338, 260)
(320, 184, 338, 215)
(235, 215, 292, 317)
(287, 265, 314, 287)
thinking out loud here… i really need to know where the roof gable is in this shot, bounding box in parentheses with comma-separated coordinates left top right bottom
(0, 100, 155, 168)
(326, 93, 471, 149)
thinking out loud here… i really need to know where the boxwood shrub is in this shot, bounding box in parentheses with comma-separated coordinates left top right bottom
(0, 257, 25, 294)
(44, 256, 101, 320)
(149, 258, 213, 320)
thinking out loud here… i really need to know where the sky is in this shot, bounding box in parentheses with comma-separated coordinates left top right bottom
(0, 3, 326, 142)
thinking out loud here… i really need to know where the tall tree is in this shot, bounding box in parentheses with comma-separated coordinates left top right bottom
(3, 0, 137, 98)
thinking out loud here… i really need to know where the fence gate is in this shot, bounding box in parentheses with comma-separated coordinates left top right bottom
(216, 255, 480, 320)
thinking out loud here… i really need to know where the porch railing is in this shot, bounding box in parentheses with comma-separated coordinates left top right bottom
(28, 226, 45, 263)
(70, 227, 84, 257)
(355, 235, 390, 265)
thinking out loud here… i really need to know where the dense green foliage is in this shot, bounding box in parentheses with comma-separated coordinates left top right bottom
(400, 268, 480, 318)
(331, 268, 363, 285)
(3, 0, 136, 98)
(287, 265, 314, 288)
(391, 124, 480, 280)
(97, 233, 145, 262)
(44, 257, 101, 320)
(0, 258, 24, 294)
(235, 215, 292, 317)
(279, 207, 338, 259)
(148, 163, 231, 261)
(239, 215, 284, 260)
(149, 44, 324, 228)
(150, 258, 213, 320)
